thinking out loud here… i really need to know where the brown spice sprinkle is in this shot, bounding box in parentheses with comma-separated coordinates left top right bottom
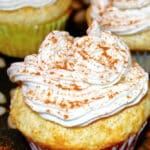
(78, 50, 89, 60)
(55, 60, 68, 70)
(108, 94, 114, 99)
(127, 95, 131, 99)
(44, 99, 51, 104)
(27, 90, 34, 95)
(51, 36, 58, 44)
(21, 68, 27, 73)
(49, 71, 55, 75)
(34, 72, 41, 76)
(57, 83, 82, 91)
(44, 100, 56, 105)
(44, 42, 49, 48)
(46, 109, 51, 113)
(70, 83, 82, 90)
(59, 99, 89, 110)
(47, 92, 51, 97)
(59, 101, 68, 109)
(63, 114, 69, 120)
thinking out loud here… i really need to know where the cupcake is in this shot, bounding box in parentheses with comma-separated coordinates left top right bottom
(86, 0, 150, 51)
(86, 0, 150, 73)
(0, 0, 72, 58)
(7, 21, 150, 150)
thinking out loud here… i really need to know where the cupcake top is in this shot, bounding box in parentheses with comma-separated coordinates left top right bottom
(7, 21, 148, 127)
(90, 0, 150, 35)
(113, 0, 150, 9)
(0, 0, 56, 10)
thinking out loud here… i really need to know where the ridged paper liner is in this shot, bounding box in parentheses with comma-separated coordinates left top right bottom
(0, 11, 70, 58)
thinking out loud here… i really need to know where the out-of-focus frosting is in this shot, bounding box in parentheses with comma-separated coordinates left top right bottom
(0, 0, 56, 11)
(113, 0, 150, 9)
(7, 21, 148, 127)
(90, 0, 150, 35)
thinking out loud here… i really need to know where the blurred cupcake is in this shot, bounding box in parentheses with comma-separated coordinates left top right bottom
(0, 0, 72, 58)
(86, 0, 150, 73)
(7, 21, 150, 150)
(86, 0, 150, 51)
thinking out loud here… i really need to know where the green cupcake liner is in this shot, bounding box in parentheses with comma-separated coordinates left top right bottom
(0, 11, 70, 58)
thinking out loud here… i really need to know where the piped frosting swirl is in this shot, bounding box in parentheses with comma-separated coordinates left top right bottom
(7, 21, 148, 127)
(0, 0, 56, 10)
(90, 0, 150, 35)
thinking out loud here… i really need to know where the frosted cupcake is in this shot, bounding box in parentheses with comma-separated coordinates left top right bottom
(7, 21, 150, 150)
(86, 0, 150, 73)
(0, 0, 72, 58)
(86, 0, 150, 51)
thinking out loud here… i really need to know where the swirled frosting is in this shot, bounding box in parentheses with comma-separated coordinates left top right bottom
(7, 21, 148, 127)
(90, 0, 150, 35)
(0, 0, 56, 10)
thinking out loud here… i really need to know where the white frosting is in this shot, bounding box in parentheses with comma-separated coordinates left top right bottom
(90, 0, 150, 35)
(7, 21, 148, 127)
(0, 0, 56, 10)
(113, 0, 150, 9)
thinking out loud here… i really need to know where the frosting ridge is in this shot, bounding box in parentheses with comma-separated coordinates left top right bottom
(7, 21, 148, 127)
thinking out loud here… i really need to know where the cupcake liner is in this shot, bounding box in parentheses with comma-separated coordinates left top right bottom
(29, 142, 42, 150)
(131, 51, 150, 74)
(0, 10, 70, 58)
(28, 122, 147, 150)
(110, 122, 147, 150)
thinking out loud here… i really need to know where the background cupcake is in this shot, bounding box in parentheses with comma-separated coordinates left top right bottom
(0, 0, 72, 58)
(7, 21, 150, 150)
(86, 0, 150, 73)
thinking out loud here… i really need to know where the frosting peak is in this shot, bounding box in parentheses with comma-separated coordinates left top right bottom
(7, 22, 148, 127)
